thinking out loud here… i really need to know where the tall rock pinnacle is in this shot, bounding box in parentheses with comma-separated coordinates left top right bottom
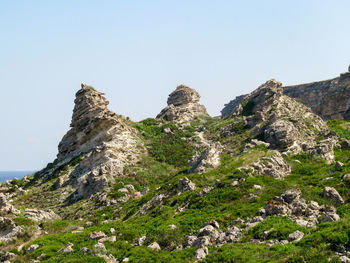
(157, 85, 209, 122)
(53, 84, 141, 199)
(57, 84, 118, 162)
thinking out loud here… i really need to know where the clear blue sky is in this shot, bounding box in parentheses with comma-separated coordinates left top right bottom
(1, 0, 349, 171)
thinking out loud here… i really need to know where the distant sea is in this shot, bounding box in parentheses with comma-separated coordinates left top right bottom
(0, 171, 35, 183)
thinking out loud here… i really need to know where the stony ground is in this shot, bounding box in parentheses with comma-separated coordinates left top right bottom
(0, 82, 350, 263)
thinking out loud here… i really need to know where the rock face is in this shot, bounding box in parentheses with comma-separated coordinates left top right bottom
(25, 209, 59, 221)
(284, 71, 350, 120)
(157, 85, 209, 122)
(38, 84, 142, 200)
(222, 69, 350, 120)
(221, 79, 337, 163)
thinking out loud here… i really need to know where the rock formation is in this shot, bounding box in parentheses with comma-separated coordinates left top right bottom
(284, 71, 350, 120)
(222, 68, 350, 120)
(221, 79, 338, 163)
(38, 84, 142, 200)
(157, 85, 209, 122)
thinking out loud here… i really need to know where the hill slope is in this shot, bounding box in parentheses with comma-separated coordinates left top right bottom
(0, 80, 350, 263)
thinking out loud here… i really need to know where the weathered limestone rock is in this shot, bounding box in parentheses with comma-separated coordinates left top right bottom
(223, 69, 350, 120)
(148, 242, 161, 251)
(88, 230, 107, 240)
(284, 70, 350, 120)
(250, 151, 291, 179)
(38, 84, 142, 200)
(0, 217, 22, 243)
(263, 189, 340, 227)
(288, 230, 304, 243)
(221, 79, 337, 163)
(194, 245, 209, 261)
(189, 142, 222, 174)
(27, 244, 39, 253)
(157, 85, 209, 122)
(323, 187, 344, 206)
(58, 242, 74, 253)
(24, 209, 59, 221)
(0, 193, 18, 214)
(178, 177, 196, 193)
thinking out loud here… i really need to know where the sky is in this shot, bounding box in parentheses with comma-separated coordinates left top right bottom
(0, 0, 349, 171)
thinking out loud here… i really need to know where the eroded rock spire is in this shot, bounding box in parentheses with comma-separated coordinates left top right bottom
(157, 84, 209, 122)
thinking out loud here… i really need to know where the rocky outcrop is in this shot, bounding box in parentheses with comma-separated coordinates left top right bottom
(157, 85, 209, 122)
(178, 177, 196, 193)
(250, 151, 291, 179)
(221, 79, 337, 163)
(24, 209, 60, 221)
(38, 84, 142, 200)
(0, 217, 22, 243)
(189, 142, 222, 174)
(263, 189, 340, 227)
(222, 69, 350, 120)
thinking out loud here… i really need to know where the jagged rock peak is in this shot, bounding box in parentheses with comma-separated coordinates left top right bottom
(70, 83, 114, 129)
(57, 84, 118, 162)
(167, 84, 200, 106)
(157, 84, 209, 122)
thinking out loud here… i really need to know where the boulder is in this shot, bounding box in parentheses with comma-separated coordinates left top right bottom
(88, 230, 107, 240)
(148, 242, 161, 251)
(27, 244, 39, 253)
(288, 230, 304, 243)
(178, 177, 196, 193)
(194, 245, 209, 260)
(58, 242, 74, 253)
(323, 187, 344, 206)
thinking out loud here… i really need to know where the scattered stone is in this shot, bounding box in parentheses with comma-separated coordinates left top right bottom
(58, 242, 74, 253)
(340, 256, 350, 263)
(80, 247, 91, 254)
(84, 221, 93, 227)
(88, 230, 107, 240)
(253, 185, 262, 190)
(178, 177, 196, 193)
(110, 228, 115, 234)
(169, 224, 177, 230)
(122, 258, 130, 262)
(288, 230, 304, 243)
(27, 244, 39, 253)
(94, 242, 107, 254)
(335, 161, 344, 171)
(194, 245, 209, 260)
(323, 187, 344, 206)
(99, 236, 116, 243)
(148, 242, 161, 251)
(134, 235, 146, 246)
(343, 174, 350, 183)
